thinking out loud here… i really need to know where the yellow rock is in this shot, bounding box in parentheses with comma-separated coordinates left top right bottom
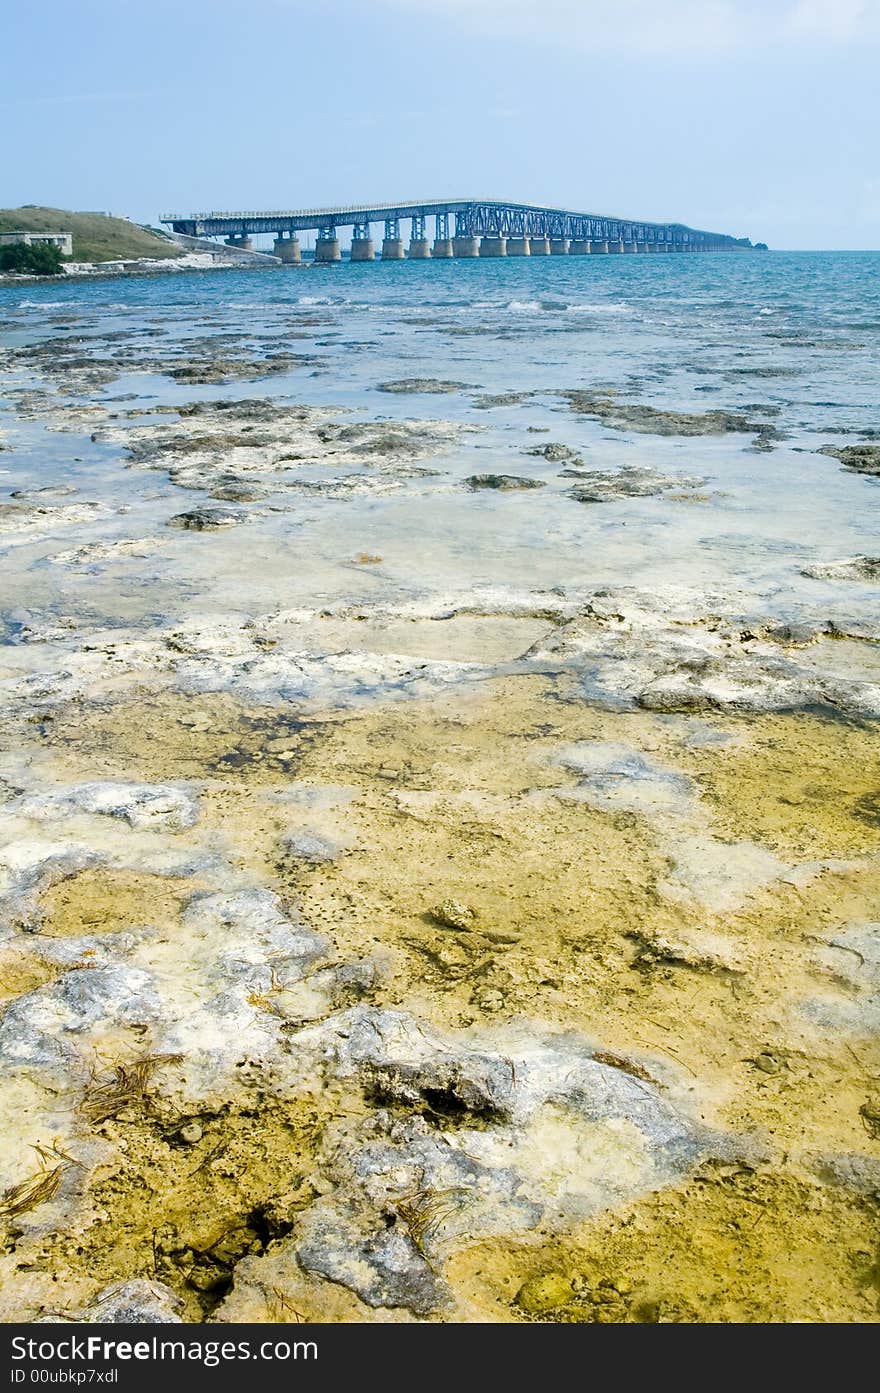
(515, 1272, 573, 1314)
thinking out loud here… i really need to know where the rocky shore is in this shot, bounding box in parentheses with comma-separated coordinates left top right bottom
(0, 274, 878, 1324)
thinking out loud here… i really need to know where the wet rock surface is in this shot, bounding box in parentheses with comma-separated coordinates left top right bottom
(567, 467, 706, 503)
(525, 442, 583, 462)
(377, 378, 474, 394)
(1, 273, 879, 1325)
(820, 444, 880, 477)
(561, 390, 782, 443)
(466, 474, 545, 491)
(166, 508, 246, 531)
(802, 556, 880, 582)
(71, 1280, 184, 1324)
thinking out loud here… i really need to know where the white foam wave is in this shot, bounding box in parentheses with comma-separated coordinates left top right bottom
(566, 301, 634, 316)
(17, 299, 67, 309)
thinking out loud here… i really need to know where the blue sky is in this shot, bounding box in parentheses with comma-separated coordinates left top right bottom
(4, 0, 879, 248)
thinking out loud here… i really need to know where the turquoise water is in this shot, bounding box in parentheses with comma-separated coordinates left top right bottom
(1, 251, 878, 631)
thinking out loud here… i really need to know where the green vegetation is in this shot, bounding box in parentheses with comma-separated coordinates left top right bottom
(0, 241, 63, 275)
(0, 207, 182, 263)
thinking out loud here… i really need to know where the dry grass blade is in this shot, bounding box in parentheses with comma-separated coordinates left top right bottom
(0, 1144, 74, 1221)
(0, 1165, 64, 1220)
(79, 1053, 180, 1126)
(394, 1187, 469, 1255)
(592, 1050, 658, 1085)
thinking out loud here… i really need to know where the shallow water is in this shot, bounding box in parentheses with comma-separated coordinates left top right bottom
(2, 252, 879, 627)
(0, 252, 878, 1324)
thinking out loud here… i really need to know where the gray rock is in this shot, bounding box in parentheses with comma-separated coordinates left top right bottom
(553, 741, 695, 817)
(376, 378, 473, 394)
(78, 1279, 183, 1323)
(296, 1201, 448, 1316)
(819, 444, 880, 477)
(17, 781, 199, 831)
(561, 392, 775, 438)
(812, 1152, 880, 1194)
(525, 442, 582, 462)
(166, 507, 245, 530)
(293, 1005, 713, 1161)
(802, 556, 880, 582)
(0, 966, 161, 1068)
(568, 466, 704, 503)
(280, 830, 343, 865)
(466, 474, 545, 491)
(0, 847, 100, 937)
(295, 1005, 515, 1117)
(209, 482, 268, 503)
(181, 889, 328, 981)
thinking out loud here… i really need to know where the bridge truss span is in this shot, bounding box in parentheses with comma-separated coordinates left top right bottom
(161, 197, 754, 260)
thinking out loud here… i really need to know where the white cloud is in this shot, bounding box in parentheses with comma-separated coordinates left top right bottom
(371, 0, 880, 57)
(785, 0, 874, 41)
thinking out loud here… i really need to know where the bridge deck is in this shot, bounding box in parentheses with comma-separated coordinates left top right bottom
(162, 197, 749, 248)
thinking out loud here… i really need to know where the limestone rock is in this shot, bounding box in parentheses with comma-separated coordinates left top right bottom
(568, 467, 705, 503)
(17, 782, 199, 832)
(377, 378, 472, 394)
(166, 507, 245, 530)
(295, 1201, 448, 1316)
(516, 1272, 574, 1313)
(78, 1279, 184, 1323)
(0, 966, 161, 1068)
(280, 830, 344, 865)
(819, 443, 880, 477)
(525, 442, 582, 462)
(430, 898, 479, 931)
(466, 474, 545, 491)
(802, 556, 880, 582)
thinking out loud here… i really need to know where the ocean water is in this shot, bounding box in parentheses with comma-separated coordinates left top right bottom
(1, 250, 878, 634)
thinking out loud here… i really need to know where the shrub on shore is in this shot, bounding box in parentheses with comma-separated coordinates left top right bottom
(0, 241, 64, 274)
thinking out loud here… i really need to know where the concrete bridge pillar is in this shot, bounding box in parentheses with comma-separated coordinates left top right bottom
(432, 239, 454, 258)
(274, 236, 302, 263)
(550, 238, 570, 255)
(569, 240, 591, 255)
(226, 235, 253, 251)
(452, 237, 480, 257)
(350, 223, 374, 261)
(609, 240, 624, 254)
(479, 236, 507, 256)
(624, 241, 637, 253)
(507, 237, 530, 255)
(381, 216, 404, 259)
(589, 240, 609, 254)
(407, 239, 431, 258)
(530, 236, 550, 255)
(315, 237, 341, 263)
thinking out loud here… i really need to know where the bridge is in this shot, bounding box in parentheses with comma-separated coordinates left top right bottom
(161, 198, 753, 263)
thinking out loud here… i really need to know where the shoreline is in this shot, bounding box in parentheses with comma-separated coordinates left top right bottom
(0, 250, 281, 289)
